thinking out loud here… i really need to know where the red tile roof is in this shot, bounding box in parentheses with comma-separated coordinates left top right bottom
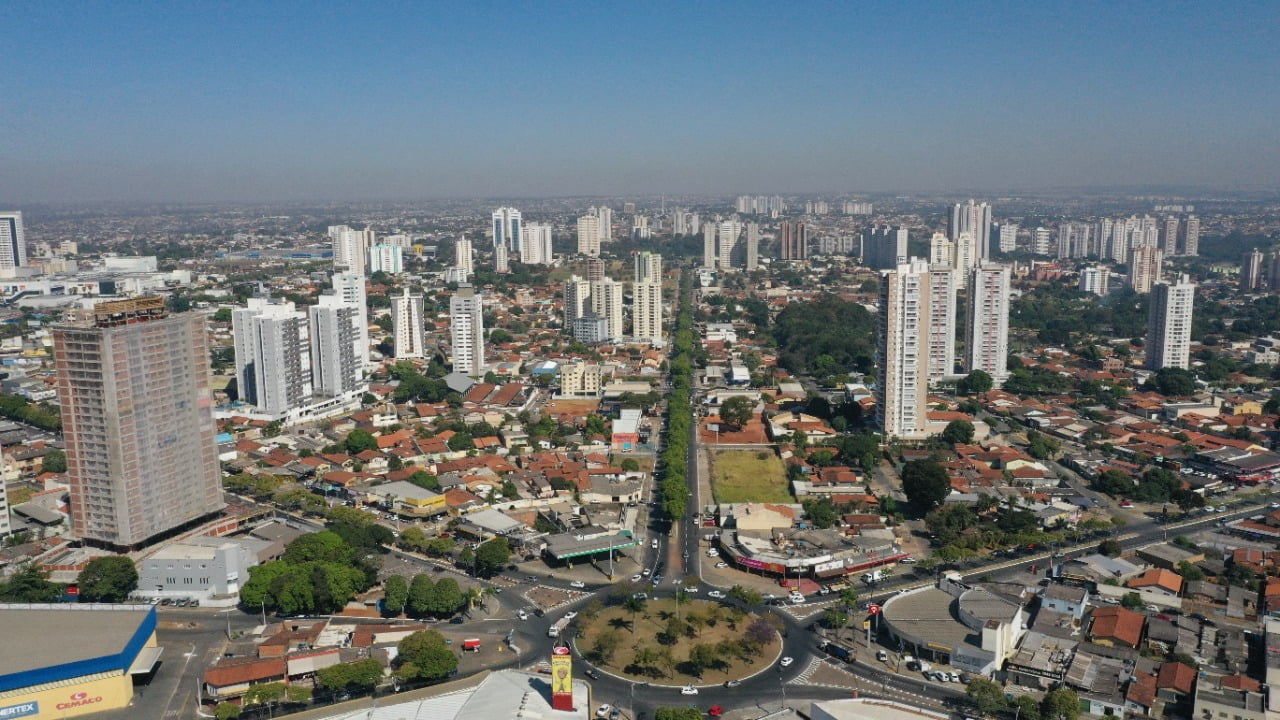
(1090, 606, 1145, 648)
(203, 657, 286, 687)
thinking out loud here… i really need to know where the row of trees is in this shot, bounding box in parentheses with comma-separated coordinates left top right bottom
(967, 678, 1080, 720)
(381, 574, 469, 618)
(0, 393, 61, 430)
(239, 529, 380, 614)
(657, 273, 695, 521)
(0, 557, 138, 603)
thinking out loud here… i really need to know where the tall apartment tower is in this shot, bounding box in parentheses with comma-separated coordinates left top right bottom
(331, 271, 370, 371)
(928, 232, 954, 266)
(0, 211, 27, 271)
(454, 236, 474, 274)
(590, 278, 625, 340)
(634, 252, 662, 284)
(1243, 249, 1266, 291)
(745, 223, 760, 270)
(1181, 215, 1200, 256)
(780, 221, 807, 261)
(717, 218, 742, 269)
(925, 267, 957, 382)
(1147, 274, 1195, 370)
(564, 275, 592, 331)
(330, 225, 374, 276)
(1079, 266, 1111, 296)
(449, 284, 485, 377)
(633, 281, 663, 344)
(995, 222, 1018, 253)
(577, 215, 601, 256)
(862, 226, 908, 270)
(1129, 246, 1164, 294)
(520, 223, 554, 265)
(233, 297, 311, 416)
(309, 294, 361, 398)
(966, 263, 1011, 385)
(392, 288, 426, 359)
(54, 298, 223, 549)
(876, 258, 933, 440)
(491, 207, 522, 251)
(1160, 216, 1180, 256)
(590, 206, 613, 245)
(949, 200, 993, 260)
(494, 244, 510, 274)
(702, 224, 717, 268)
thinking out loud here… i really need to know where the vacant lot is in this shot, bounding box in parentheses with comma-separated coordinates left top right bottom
(710, 450, 791, 504)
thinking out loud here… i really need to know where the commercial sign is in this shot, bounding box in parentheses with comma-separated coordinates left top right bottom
(0, 702, 38, 719)
(550, 646, 573, 711)
(813, 560, 844, 574)
(57, 690, 104, 711)
(868, 604, 881, 615)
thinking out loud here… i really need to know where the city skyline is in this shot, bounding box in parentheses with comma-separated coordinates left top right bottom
(4, 3, 1279, 203)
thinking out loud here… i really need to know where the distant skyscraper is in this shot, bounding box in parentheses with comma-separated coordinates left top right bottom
(520, 223, 554, 265)
(392, 287, 426, 359)
(0, 211, 27, 271)
(585, 257, 605, 282)
(745, 223, 759, 271)
(309, 294, 362, 398)
(590, 278, 624, 340)
(367, 244, 404, 274)
(780, 221, 807, 261)
(995, 222, 1018, 253)
(702, 224, 716, 268)
(586, 206, 612, 245)
(634, 252, 662, 284)
(577, 215, 601, 256)
(1160, 216, 1180, 256)
(491, 207, 522, 251)
(877, 258, 934, 439)
(454, 236, 474, 274)
(928, 232, 953, 266)
(952, 231, 978, 287)
(1057, 223, 1092, 259)
(1031, 227, 1053, 256)
(233, 297, 311, 417)
(494, 243, 510, 274)
(862, 226, 908, 270)
(925, 266, 957, 382)
(1079, 266, 1111, 296)
(1129, 246, 1164, 294)
(331, 271, 370, 371)
(949, 200, 993, 260)
(1147, 274, 1195, 370)
(55, 297, 223, 549)
(633, 281, 663, 344)
(717, 218, 742, 269)
(1243, 249, 1265, 291)
(564, 275, 592, 331)
(330, 225, 374, 276)
(966, 263, 1011, 385)
(1181, 215, 1200, 256)
(450, 284, 485, 377)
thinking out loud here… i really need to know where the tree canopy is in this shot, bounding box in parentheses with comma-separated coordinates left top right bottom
(718, 395, 754, 429)
(902, 459, 952, 510)
(77, 556, 138, 603)
(773, 295, 876, 379)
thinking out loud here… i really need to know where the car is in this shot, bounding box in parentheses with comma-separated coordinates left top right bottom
(149, 597, 161, 605)
(899, 556, 916, 564)
(715, 562, 728, 569)
(652, 576, 662, 585)
(877, 650, 888, 662)
(570, 580, 586, 589)
(723, 680, 741, 688)
(674, 578, 683, 586)
(681, 685, 698, 695)
(1270, 502, 1280, 509)
(708, 706, 724, 717)
(632, 574, 643, 583)
(564, 611, 578, 620)
(633, 592, 648, 600)
(449, 616, 465, 624)
(584, 669, 599, 679)
(160, 598, 172, 606)
(707, 590, 725, 599)
(596, 704, 612, 718)
(818, 586, 831, 595)
(610, 709, 622, 720)
(525, 575, 539, 581)
(707, 549, 719, 557)
(683, 586, 699, 594)
(643, 568, 652, 577)
(651, 539, 659, 549)
(517, 611, 528, 620)
(189, 599, 200, 608)
(949, 672, 961, 682)
(780, 656, 794, 667)
(1217, 505, 1228, 513)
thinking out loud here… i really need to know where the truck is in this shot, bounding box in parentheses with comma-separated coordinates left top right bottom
(819, 640, 855, 663)
(547, 616, 571, 638)
(862, 570, 883, 585)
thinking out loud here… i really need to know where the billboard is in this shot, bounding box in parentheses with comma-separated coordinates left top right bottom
(551, 646, 573, 711)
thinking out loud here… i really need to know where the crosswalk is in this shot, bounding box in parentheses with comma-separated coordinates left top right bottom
(787, 657, 825, 685)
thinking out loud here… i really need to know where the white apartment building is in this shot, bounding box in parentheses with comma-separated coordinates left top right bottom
(634, 252, 662, 284)
(702, 224, 717, 268)
(0, 212, 27, 272)
(1147, 274, 1195, 370)
(454, 236, 474, 274)
(718, 218, 743, 270)
(995, 222, 1018, 253)
(632, 280, 663, 344)
(309, 294, 362, 398)
(564, 275, 592, 330)
(450, 284, 485, 377)
(877, 258, 932, 440)
(494, 244, 509, 273)
(492, 207, 522, 250)
(745, 223, 759, 270)
(332, 271, 369, 370)
(367, 244, 404, 274)
(949, 200, 992, 261)
(330, 225, 374, 276)
(1079, 266, 1111, 296)
(590, 278, 624, 341)
(926, 266, 957, 382)
(233, 298, 311, 417)
(520, 223, 553, 265)
(559, 361, 603, 397)
(1130, 246, 1164, 294)
(577, 215, 601, 256)
(391, 288, 426, 359)
(967, 263, 1011, 384)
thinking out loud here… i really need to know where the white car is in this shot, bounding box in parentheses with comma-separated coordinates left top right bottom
(651, 539, 659, 549)
(569, 580, 586, 589)
(681, 685, 698, 695)
(631, 574, 643, 583)
(596, 704, 612, 718)
(707, 549, 719, 557)
(1270, 502, 1280, 509)
(684, 586, 699, 594)
(517, 610, 528, 620)
(899, 556, 916, 564)
(715, 561, 728, 569)
(642, 568, 652, 576)
(780, 656, 794, 667)
(707, 590, 725, 599)
(948, 672, 961, 682)
(564, 611, 578, 620)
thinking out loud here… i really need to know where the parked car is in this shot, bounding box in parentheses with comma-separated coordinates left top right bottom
(715, 562, 728, 569)
(707, 590, 725, 599)
(570, 580, 586, 589)
(517, 610, 528, 620)
(631, 574, 643, 582)
(681, 685, 698, 695)
(596, 704, 612, 718)
(877, 650, 888, 662)
(723, 680, 741, 688)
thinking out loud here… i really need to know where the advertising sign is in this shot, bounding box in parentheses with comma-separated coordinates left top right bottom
(551, 646, 573, 711)
(0, 702, 39, 719)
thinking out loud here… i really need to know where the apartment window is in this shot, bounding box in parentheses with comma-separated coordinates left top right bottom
(166, 577, 176, 584)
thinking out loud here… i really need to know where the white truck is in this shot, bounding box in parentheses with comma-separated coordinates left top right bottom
(862, 569, 883, 585)
(548, 616, 572, 638)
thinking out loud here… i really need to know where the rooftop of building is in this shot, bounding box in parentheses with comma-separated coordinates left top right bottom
(0, 604, 155, 687)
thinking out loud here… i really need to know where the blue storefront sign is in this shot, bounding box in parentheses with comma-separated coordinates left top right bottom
(0, 702, 39, 718)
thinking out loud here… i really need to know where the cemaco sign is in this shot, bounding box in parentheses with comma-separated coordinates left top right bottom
(56, 691, 103, 710)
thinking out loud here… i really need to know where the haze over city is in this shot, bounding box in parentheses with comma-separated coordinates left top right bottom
(4, 1, 1280, 203)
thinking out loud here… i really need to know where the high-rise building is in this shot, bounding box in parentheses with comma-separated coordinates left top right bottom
(450, 284, 485, 377)
(1031, 227, 1053, 256)
(454, 236, 473, 274)
(1079, 266, 1111, 296)
(577, 215, 601, 256)
(233, 297, 311, 417)
(702, 224, 717, 268)
(966, 263, 1011, 385)
(392, 288, 426, 359)
(1160, 216, 1180, 256)
(1129, 246, 1164, 294)
(564, 275, 592, 331)
(861, 226, 909, 270)
(309, 294, 361, 398)
(592, 206, 613, 245)
(633, 281, 663, 344)
(631, 216, 650, 240)
(952, 232, 978, 287)
(672, 210, 700, 236)
(995, 222, 1018, 253)
(585, 257, 605, 282)
(330, 225, 374, 276)
(491, 207, 522, 251)
(590, 278, 624, 340)
(949, 201, 993, 260)
(780, 221, 807, 261)
(745, 223, 760, 270)
(876, 258, 934, 439)
(494, 244, 510, 274)
(1057, 223, 1092, 259)
(0, 211, 27, 271)
(55, 297, 223, 549)
(717, 218, 742, 269)
(928, 232, 953, 267)
(520, 223, 554, 265)
(634, 252, 662, 284)
(1147, 274, 1195, 370)
(367, 244, 404, 274)
(1181, 215, 1200, 256)
(331, 271, 370, 371)
(925, 267, 957, 382)
(1243, 249, 1266, 291)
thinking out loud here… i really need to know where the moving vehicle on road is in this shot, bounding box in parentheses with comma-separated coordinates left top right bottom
(570, 580, 586, 588)
(780, 656, 794, 667)
(596, 704, 612, 718)
(548, 616, 571, 638)
(681, 685, 698, 695)
(707, 590, 725, 599)
(723, 680, 741, 688)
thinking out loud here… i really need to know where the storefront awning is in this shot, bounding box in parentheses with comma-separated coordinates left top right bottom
(129, 646, 164, 675)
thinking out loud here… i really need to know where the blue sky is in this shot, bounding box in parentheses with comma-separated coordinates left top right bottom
(2, 1, 1278, 202)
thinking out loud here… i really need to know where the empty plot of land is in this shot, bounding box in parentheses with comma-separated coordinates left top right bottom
(709, 450, 791, 503)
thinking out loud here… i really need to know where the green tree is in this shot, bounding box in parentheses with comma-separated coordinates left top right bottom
(966, 677, 1008, 714)
(345, 429, 378, 454)
(623, 594, 647, 633)
(1041, 688, 1081, 720)
(243, 681, 287, 708)
(1098, 540, 1123, 557)
(901, 459, 952, 510)
(1120, 592, 1143, 609)
(728, 585, 762, 606)
(408, 574, 435, 616)
(1014, 695, 1042, 720)
(718, 396, 754, 429)
(41, 448, 66, 473)
(425, 577, 464, 616)
(77, 556, 138, 602)
(0, 565, 65, 602)
(592, 628, 624, 663)
(941, 419, 975, 445)
(474, 538, 511, 576)
(383, 575, 409, 616)
(823, 608, 848, 629)
(317, 658, 384, 694)
(396, 630, 458, 681)
(213, 702, 242, 720)
(407, 470, 440, 491)
(655, 708, 703, 720)
(283, 531, 353, 565)
(959, 369, 993, 395)
(620, 458, 640, 472)
(804, 497, 839, 529)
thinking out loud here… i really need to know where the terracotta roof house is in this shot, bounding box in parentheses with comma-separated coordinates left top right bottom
(1126, 568, 1185, 597)
(1089, 606, 1145, 648)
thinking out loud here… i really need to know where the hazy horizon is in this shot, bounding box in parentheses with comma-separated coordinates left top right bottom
(4, 2, 1279, 204)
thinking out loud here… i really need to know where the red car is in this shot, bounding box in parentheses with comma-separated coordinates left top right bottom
(708, 707, 724, 717)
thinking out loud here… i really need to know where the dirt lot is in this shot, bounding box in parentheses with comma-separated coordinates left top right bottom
(709, 449, 792, 504)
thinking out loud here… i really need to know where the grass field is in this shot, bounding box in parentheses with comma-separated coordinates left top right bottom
(709, 450, 792, 504)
